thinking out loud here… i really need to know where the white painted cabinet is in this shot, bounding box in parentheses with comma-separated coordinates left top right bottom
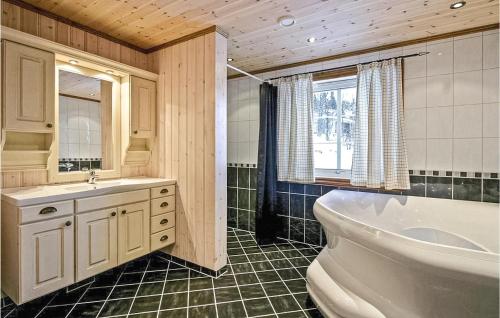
(118, 201, 150, 264)
(3, 40, 55, 132)
(130, 76, 156, 138)
(76, 208, 118, 281)
(20, 216, 74, 303)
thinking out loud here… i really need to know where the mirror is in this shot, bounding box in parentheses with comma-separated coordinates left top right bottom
(58, 70, 113, 172)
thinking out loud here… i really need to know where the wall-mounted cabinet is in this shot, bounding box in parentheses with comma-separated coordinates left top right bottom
(122, 76, 157, 165)
(3, 41, 55, 132)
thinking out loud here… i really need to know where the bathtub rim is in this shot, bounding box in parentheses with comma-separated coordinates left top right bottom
(314, 191, 499, 281)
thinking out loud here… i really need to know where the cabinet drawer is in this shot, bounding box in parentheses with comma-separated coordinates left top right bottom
(18, 200, 74, 224)
(151, 185, 175, 199)
(76, 189, 149, 213)
(151, 196, 175, 216)
(151, 228, 175, 251)
(151, 212, 175, 234)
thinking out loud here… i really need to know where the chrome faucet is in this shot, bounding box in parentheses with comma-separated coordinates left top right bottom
(88, 169, 99, 184)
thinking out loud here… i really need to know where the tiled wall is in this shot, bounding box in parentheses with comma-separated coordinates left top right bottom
(59, 95, 102, 171)
(227, 30, 500, 242)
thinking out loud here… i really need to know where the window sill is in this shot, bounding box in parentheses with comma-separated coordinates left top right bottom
(314, 177, 405, 193)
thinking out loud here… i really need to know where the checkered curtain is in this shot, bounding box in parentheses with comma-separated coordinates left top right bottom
(273, 74, 315, 183)
(351, 58, 410, 190)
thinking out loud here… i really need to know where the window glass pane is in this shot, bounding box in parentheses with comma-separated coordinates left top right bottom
(312, 76, 356, 177)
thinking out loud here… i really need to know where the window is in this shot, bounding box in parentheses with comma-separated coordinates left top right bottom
(312, 75, 356, 179)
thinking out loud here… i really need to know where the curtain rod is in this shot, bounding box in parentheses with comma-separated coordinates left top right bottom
(267, 51, 429, 81)
(228, 51, 429, 83)
(227, 64, 266, 83)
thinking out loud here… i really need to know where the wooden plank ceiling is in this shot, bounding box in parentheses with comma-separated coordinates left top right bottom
(21, 0, 499, 75)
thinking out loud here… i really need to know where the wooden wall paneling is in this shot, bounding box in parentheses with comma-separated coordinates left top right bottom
(69, 26, 85, 50)
(1, 171, 21, 188)
(120, 45, 132, 66)
(56, 21, 70, 46)
(147, 51, 159, 74)
(38, 15, 56, 41)
(101, 81, 113, 170)
(97, 37, 111, 59)
(109, 41, 121, 62)
(21, 169, 47, 186)
(20, 7, 38, 35)
(137, 52, 148, 71)
(86, 32, 98, 54)
(1, 1, 20, 29)
(194, 35, 206, 267)
(203, 32, 216, 269)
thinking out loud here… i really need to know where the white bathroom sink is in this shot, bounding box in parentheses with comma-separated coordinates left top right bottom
(63, 181, 123, 191)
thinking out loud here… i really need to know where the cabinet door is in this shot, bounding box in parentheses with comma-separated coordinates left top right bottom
(76, 208, 118, 281)
(118, 201, 150, 264)
(3, 41, 55, 132)
(20, 216, 74, 303)
(130, 76, 156, 138)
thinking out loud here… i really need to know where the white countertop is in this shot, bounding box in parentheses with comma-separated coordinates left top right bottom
(2, 177, 176, 206)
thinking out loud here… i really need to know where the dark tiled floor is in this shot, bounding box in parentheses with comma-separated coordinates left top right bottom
(1, 228, 323, 318)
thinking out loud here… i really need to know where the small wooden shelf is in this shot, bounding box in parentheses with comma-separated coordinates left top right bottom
(1, 131, 53, 170)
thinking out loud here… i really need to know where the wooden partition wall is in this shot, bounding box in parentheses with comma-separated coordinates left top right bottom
(151, 32, 228, 271)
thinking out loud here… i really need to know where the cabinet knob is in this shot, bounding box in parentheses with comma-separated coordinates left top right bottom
(65, 221, 72, 226)
(160, 219, 168, 225)
(121, 210, 127, 214)
(46, 123, 53, 128)
(160, 235, 168, 241)
(160, 188, 168, 194)
(111, 212, 117, 216)
(160, 202, 168, 208)
(133, 130, 138, 134)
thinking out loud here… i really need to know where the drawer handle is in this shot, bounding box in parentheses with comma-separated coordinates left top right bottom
(65, 221, 72, 227)
(46, 123, 53, 128)
(134, 130, 138, 134)
(160, 235, 168, 241)
(111, 212, 117, 217)
(39, 207, 57, 214)
(160, 202, 168, 208)
(121, 210, 127, 214)
(160, 219, 168, 225)
(160, 188, 168, 194)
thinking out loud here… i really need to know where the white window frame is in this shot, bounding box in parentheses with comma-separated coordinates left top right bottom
(312, 75, 357, 179)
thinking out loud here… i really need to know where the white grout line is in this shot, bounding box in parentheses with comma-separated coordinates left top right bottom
(94, 265, 128, 318)
(224, 231, 250, 318)
(63, 282, 93, 318)
(186, 265, 191, 318)
(126, 258, 151, 317)
(155, 258, 171, 318)
(32, 292, 60, 318)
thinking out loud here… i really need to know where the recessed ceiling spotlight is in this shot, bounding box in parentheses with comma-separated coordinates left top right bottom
(450, 1, 466, 9)
(89, 93, 96, 96)
(307, 37, 316, 43)
(227, 58, 234, 62)
(105, 70, 114, 74)
(278, 15, 295, 27)
(69, 59, 78, 65)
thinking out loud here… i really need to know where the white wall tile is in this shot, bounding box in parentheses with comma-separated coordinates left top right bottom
(403, 46, 426, 79)
(427, 107, 453, 138)
(404, 77, 426, 108)
(79, 144, 90, 158)
(90, 131, 101, 145)
(237, 142, 250, 164)
(59, 143, 69, 158)
(405, 108, 426, 139)
(68, 129, 79, 143)
(249, 141, 259, 165)
(426, 139, 452, 170)
(454, 36, 482, 72)
(90, 144, 101, 158)
(237, 79, 250, 100)
(249, 120, 259, 142)
(237, 121, 250, 142)
(228, 142, 238, 163)
(79, 130, 90, 144)
(454, 71, 483, 105)
(406, 139, 426, 170)
(483, 138, 499, 172)
(483, 103, 500, 137)
(453, 104, 482, 138)
(453, 138, 482, 171)
(483, 68, 499, 103)
(227, 122, 238, 142)
(427, 41, 453, 76)
(236, 99, 250, 121)
(483, 33, 499, 69)
(68, 143, 79, 158)
(426, 74, 453, 107)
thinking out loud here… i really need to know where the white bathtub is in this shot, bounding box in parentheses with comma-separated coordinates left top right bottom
(306, 190, 499, 318)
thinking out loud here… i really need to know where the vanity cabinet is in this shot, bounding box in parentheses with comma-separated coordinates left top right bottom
(1, 179, 175, 305)
(130, 76, 156, 138)
(2, 40, 55, 132)
(118, 201, 150, 264)
(76, 208, 118, 281)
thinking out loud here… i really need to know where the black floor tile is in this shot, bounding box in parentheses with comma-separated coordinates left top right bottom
(214, 287, 241, 302)
(285, 279, 308, 293)
(262, 281, 290, 296)
(99, 298, 134, 316)
(109, 284, 140, 299)
(81, 287, 112, 302)
(37, 305, 73, 318)
(189, 277, 213, 290)
(239, 284, 267, 299)
(142, 271, 167, 283)
(217, 301, 247, 317)
(244, 298, 275, 317)
(188, 290, 214, 306)
(269, 295, 301, 313)
(213, 274, 237, 288)
(130, 295, 161, 314)
(235, 273, 260, 285)
(158, 308, 187, 318)
(137, 282, 164, 296)
(163, 279, 189, 293)
(67, 301, 104, 318)
(189, 305, 217, 318)
(160, 293, 188, 310)
(256, 270, 281, 283)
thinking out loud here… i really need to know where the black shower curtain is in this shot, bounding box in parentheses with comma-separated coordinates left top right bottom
(255, 82, 281, 245)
